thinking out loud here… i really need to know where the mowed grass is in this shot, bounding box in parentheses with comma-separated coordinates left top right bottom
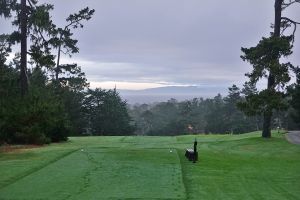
(0, 132, 300, 200)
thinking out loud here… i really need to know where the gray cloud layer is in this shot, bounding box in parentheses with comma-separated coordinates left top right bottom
(2, 0, 300, 88)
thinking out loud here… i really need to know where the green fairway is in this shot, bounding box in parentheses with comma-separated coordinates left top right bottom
(1, 132, 300, 200)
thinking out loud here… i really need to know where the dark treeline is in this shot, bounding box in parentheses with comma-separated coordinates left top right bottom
(0, 64, 135, 144)
(129, 85, 300, 136)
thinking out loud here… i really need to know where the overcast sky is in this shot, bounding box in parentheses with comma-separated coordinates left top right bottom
(2, 0, 300, 90)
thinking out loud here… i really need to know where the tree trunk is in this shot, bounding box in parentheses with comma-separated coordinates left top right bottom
(55, 44, 61, 81)
(55, 33, 63, 81)
(262, 0, 283, 138)
(20, 0, 28, 96)
(262, 112, 272, 138)
(274, 0, 283, 37)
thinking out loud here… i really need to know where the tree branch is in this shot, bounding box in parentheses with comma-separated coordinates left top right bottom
(27, 0, 33, 7)
(282, 0, 300, 9)
(281, 17, 300, 43)
(281, 22, 291, 35)
(26, 0, 48, 45)
(67, 18, 84, 30)
(281, 17, 300, 25)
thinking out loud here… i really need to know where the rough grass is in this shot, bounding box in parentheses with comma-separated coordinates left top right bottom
(0, 131, 300, 200)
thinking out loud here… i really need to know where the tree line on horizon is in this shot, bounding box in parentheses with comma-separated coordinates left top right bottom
(129, 84, 300, 136)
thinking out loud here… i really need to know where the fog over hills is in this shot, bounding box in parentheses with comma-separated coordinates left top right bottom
(118, 86, 228, 104)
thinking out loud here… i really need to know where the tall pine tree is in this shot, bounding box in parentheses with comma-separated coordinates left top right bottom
(240, 0, 299, 138)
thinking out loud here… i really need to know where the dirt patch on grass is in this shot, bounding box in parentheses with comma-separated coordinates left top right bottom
(0, 144, 43, 153)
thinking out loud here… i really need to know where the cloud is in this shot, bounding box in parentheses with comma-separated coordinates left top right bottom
(2, 0, 300, 90)
(89, 81, 166, 90)
(62, 56, 251, 87)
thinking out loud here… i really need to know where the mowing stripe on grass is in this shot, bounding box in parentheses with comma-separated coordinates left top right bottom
(0, 147, 186, 200)
(174, 149, 188, 200)
(0, 148, 79, 190)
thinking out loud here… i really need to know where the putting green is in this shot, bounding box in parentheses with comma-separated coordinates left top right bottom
(0, 147, 186, 200)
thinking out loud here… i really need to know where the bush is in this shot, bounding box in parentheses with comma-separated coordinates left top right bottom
(0, 68, 71, 144)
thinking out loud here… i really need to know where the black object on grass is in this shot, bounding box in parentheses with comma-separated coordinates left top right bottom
(185, 138, 198, 163)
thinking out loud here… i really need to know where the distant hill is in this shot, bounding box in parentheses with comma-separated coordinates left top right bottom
(118, 86, 227, 104)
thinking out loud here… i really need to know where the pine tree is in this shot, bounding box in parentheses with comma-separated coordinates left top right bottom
(240, 0, 299, 138)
